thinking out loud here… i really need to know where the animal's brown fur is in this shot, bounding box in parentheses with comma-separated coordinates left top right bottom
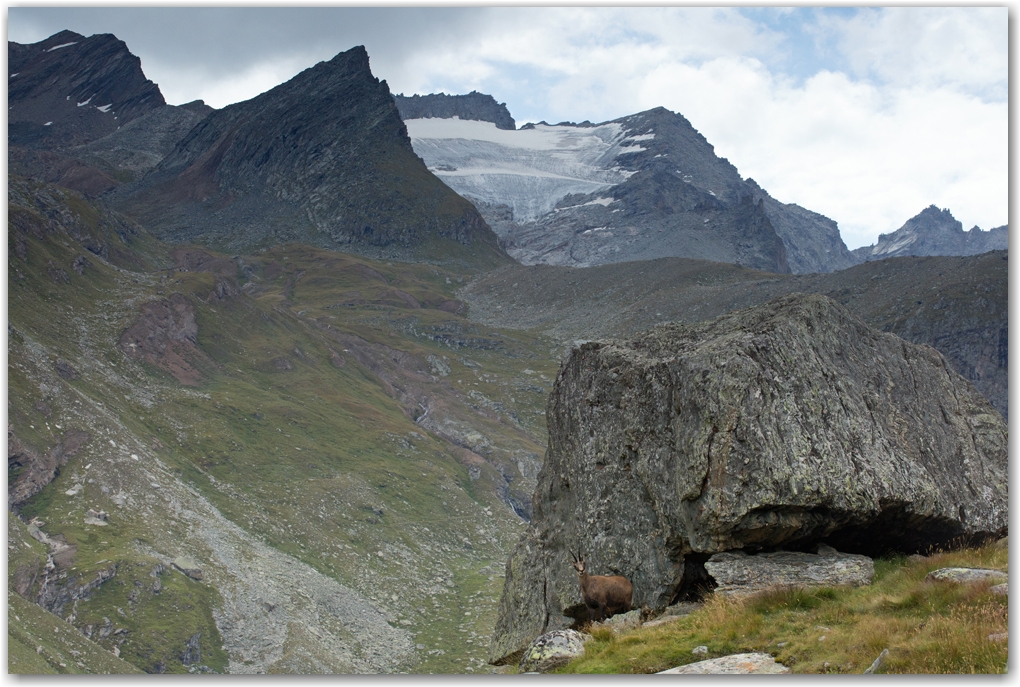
(571, 551, 633, 622)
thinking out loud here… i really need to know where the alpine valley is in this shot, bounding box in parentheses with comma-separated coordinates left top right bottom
(7, 31, 1007, 675)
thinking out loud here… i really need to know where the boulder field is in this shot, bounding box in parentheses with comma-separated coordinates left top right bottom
(489, 293, 1007, 665)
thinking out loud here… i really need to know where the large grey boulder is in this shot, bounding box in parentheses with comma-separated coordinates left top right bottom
(705, 546, 874, 596)
(489, 293, 1007, 665)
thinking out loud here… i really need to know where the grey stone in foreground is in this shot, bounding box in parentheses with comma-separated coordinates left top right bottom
(863, 648, 889, 674)
(597, 609, 642, 633)
(925, 568, 1008, 584)
(657, 653, 789, 674)
(705, 546, 874, 596)
(489, 294, 1007, 665)
(518, 630, 589, 674)
(990, 583, 1008, 596)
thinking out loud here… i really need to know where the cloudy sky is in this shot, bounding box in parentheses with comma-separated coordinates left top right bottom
(8, 6, 1008, 249)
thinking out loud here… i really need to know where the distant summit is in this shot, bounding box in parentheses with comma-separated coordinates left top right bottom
(404, 104, 855, 273)
(853, 205, 1008, 262)
(394, 91, 516, 130)
(9, 30, 165, 148)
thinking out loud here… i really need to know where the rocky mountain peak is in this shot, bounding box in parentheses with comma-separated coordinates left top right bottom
(401, 99, 854, 273)
(112, 45, 505, 264)
(853, 205, 1008, 261)
(9, 30, 166, 149)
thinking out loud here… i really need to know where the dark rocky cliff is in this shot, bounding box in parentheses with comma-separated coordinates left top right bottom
(9, 30, 166, 149)
(112, 46, 506, 264)
(394, 91, 516, 130)
(488, 293, 1007, 665)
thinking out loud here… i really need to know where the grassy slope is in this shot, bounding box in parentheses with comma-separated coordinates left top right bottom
(8, 182, 557, 673)
(559, 542, 1008, 674)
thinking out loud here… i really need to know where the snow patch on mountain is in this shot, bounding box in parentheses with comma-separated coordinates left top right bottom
(405, 118, 640, 221)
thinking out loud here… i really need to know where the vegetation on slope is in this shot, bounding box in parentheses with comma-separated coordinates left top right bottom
(8, 177, 557, 673)
(559, 541, 1008, 675)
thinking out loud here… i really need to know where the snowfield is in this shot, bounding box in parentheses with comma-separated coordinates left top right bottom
(405, 118, 644, 221)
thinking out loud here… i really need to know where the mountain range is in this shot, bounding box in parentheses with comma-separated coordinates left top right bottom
(7, 30, 1008, 676)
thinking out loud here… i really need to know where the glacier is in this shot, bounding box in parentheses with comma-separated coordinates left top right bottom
(404, 117, 648, 221)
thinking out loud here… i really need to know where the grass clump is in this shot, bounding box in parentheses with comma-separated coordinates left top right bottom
(558, 542, 1007, 675)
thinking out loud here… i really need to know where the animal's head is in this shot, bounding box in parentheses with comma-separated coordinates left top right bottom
(570, 550, 586, 576)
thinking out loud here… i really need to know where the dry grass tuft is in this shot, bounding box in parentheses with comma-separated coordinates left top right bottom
(558, 541, 1007, 674)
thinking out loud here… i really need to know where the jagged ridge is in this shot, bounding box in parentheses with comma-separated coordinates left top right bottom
(111, 46, 506, 265)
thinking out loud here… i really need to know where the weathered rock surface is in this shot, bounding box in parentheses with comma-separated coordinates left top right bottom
(990, 583, 1008, 596)
(517, 629, 589, 673)
(925, 568, 1008, 585)
(489, 293, 1007, 665)
(705, 546, 874, 596)
(657, 653, 789, 674)
(112, 46, 505, 265)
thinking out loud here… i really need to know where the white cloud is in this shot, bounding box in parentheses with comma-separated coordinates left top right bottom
(823, 7, 1007, 100)
(150, 55, 317, 109)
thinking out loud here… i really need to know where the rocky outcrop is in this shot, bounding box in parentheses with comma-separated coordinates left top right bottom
(113, 46, 505, 265)
(9, 30, 166, 149)
(394, 91, 516, 130)
(658, 653, 789, 674)
(488, 293, 1007, 665)
(925, 568, 1007, 585)
(9, 427, 90, 508)
(118, 293, 212, 386)
(853, 206, 1008, 262)
(517, 629, 589, 673)
(704, 546, 874, 597)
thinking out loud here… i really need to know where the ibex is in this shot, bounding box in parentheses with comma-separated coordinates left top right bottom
(570, 551, 633, 622)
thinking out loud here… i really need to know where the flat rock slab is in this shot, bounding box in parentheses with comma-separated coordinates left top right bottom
(705, 547, 874, 596)
(925, 567, 1007, 584)
(658, 653, 789, 674)
(173, 556, 204, 580)
(518, 629, 589, 673)
(597, 609, 642, 633)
